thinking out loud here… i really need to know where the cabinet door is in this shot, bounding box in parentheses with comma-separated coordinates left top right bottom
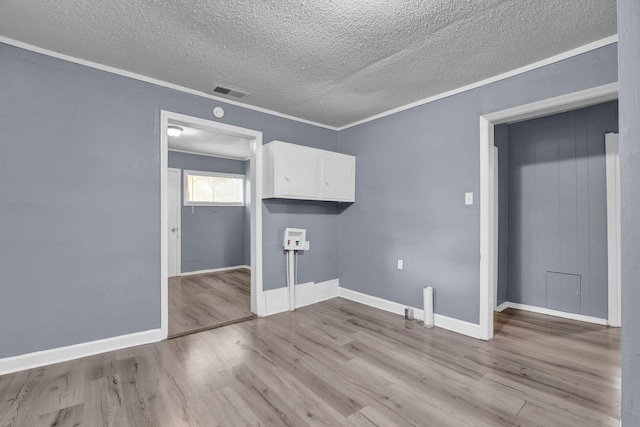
(322, 155, 354, 201)
(279, 147, 321, 198)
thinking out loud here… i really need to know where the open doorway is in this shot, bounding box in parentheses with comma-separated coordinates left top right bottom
(492, 101, 618, 325)
(479, 82, 619, 340)
(160, 111, 264, 339)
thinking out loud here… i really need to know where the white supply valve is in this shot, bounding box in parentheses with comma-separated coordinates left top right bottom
(284, 228, 307, 251)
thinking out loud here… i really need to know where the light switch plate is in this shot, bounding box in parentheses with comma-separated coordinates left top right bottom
(397, 259, 404, 270)
(465, 192, 474, 205)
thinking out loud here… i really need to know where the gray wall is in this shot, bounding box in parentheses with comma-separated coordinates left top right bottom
(337, 43, 618, 324)
(495, 101, 618, 318)
(0, 43, 338, 358)
(168, 151, 248, 272)
(264, 200, 340, 287)
(618, 0, 640, 424)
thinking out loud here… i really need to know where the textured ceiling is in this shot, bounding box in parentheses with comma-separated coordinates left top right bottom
(168, 122, 251, 160)
(0, 0, 617, 128)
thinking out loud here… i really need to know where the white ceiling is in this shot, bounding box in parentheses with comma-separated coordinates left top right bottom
(168, 123, 251, 160)
(0, 1, 617, 128)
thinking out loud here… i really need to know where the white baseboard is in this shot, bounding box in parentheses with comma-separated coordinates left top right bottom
(263, 287, 289, 316)
(337, 287, 481, 339)
(433, 312, 481, 339)
(495, 301, 509, 312)
(496, 301, 608, 325)
(296, 279, 339, 309)
(338, 287, 408, 316)
(263, 281, 495, 339)
(0, 329, 164, 376)
(180, 265, 250, 276)
(263, 279, 340, 316)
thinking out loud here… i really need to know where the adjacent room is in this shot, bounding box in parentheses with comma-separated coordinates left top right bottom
(1, 1, 639, 426)
(167, 122, 255, 337)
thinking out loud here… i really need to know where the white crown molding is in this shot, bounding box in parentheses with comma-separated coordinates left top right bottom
(0, 36, 340, 132)
(336, 35, 619, 130)
(1, 34, 617, 133)
(0, 329, 163, 376)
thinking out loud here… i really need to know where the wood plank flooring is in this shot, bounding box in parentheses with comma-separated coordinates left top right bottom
(169, 268, 254, 338)
(0, 299, 620, 426)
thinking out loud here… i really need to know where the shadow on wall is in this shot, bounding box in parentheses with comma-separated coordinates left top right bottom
(338, 202, 354, 214)
(263, 199, 343, 215)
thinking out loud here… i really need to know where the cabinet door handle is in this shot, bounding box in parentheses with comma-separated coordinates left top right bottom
(324, 181, 329, 185)
(284, 176, 290, 182)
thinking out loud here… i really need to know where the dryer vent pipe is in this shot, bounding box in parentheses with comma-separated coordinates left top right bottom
(424, 286, 434, 328)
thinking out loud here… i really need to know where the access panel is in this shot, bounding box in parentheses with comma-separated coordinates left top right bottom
(546, 271, 581, 314)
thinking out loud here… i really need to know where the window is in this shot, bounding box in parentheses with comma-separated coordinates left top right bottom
(183, 170, 245, 206)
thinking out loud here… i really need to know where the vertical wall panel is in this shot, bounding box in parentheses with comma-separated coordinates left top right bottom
(497, 101, 617, 318)
(574, 108, 593, 315)
(586, 107, 610, 318)
(534, 119, 561, 305)
(494, 126, 509, 306)
(557, 111, 579, 288)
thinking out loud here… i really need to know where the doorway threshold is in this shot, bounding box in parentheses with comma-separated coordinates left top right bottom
(168, 314, 256, 339)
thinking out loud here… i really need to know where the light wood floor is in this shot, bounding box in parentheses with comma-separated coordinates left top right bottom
(0, 299, 620, 426)
(169, 268, 254, 338)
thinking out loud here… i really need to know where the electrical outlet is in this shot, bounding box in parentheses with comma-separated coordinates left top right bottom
(397, 259, 404, 270)
(465, 192, 474, 205)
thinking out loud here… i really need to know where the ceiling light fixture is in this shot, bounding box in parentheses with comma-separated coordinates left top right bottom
(167, 125, 183, 137)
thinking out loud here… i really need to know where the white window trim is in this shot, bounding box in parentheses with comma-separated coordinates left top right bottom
(183, 169, 245, 206)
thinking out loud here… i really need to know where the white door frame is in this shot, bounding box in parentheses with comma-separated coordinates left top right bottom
(492, 146, 499, 310)
(160, 110, 264, 339)
(167, 167, 182, 276)
(478, 82, 619, 340)
(605, 133, 621, 327)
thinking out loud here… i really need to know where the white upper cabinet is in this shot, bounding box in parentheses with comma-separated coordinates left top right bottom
(279, 144, 321, 198)
(263, 140, 355, 202)
(321, 153, 355, 201)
